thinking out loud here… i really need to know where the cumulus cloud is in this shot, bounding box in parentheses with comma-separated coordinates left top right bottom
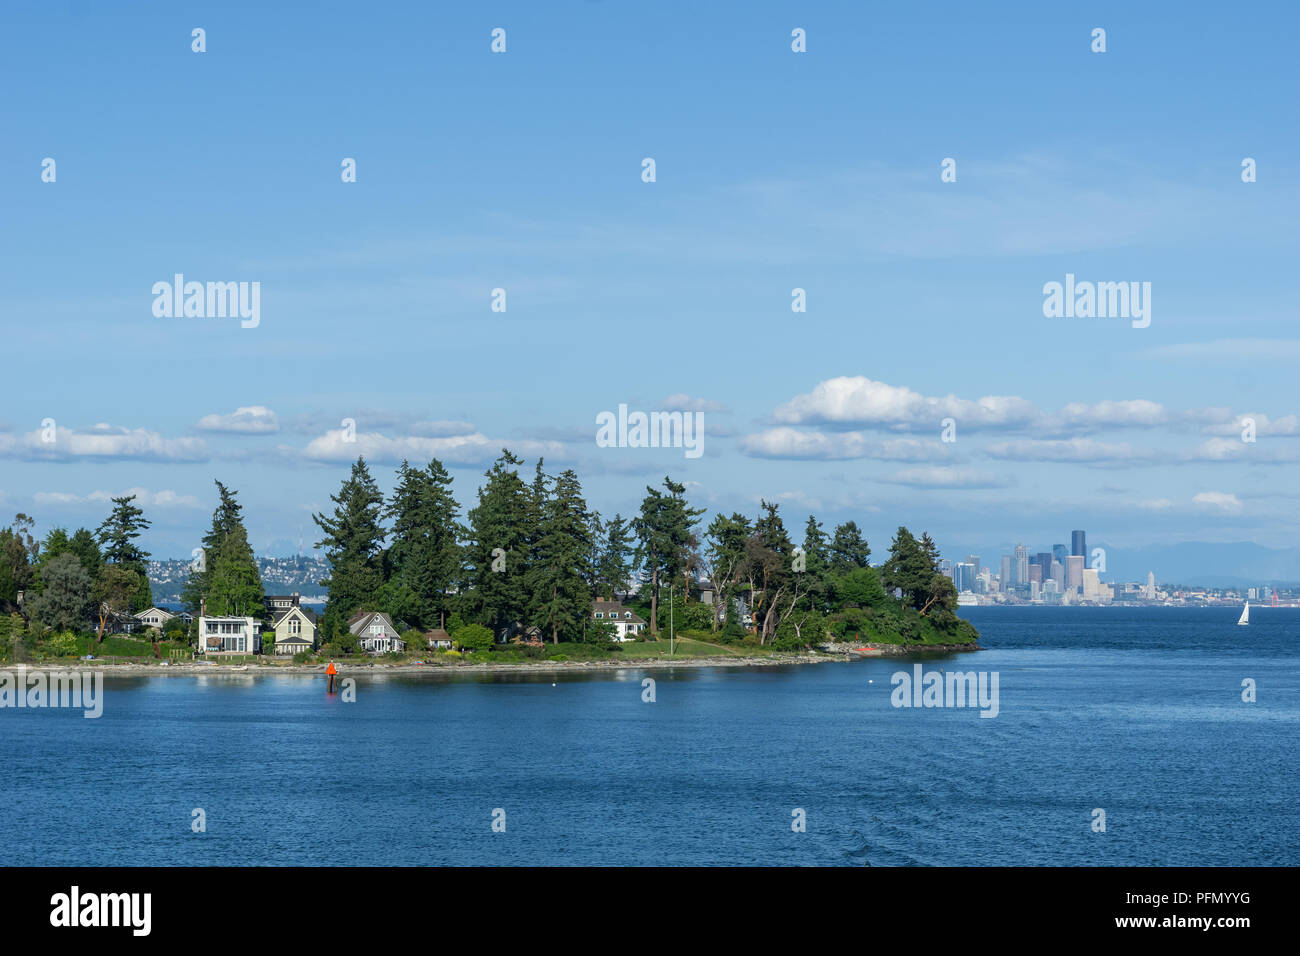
(0, 424, 208, 463)
(195, 406, 280, 434)
(772, 377, 1038, 431)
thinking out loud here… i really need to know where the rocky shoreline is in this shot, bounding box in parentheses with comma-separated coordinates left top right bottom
(10, 642, 979, 677)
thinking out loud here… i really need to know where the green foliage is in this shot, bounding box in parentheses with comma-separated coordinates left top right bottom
(44, 631, 80, 657)
(525, 468, 595, 643)
(313, 458, 387, 621)
(452, 622, 494, 652)
(96, 496, 153, 612)
(633, 477, 704, 635)
(462, 450, 531, 633)
(26, 553, 94, 632)
(384, 458, 462, 629)
(0, 514, 38, 606)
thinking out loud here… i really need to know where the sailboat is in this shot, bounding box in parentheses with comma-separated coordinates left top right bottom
(1237, 601, 1249, 626)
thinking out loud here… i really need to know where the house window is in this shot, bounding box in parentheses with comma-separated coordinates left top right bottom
(289, 618, 301, 635)
(370, 623, 384, 635)
(625, 612, 632, 619)
(595, 612, 603, 619)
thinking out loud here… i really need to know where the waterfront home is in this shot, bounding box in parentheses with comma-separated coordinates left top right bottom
(273, 631, 313, 656)
(197, 615, 261, 655)
(348, 611, 406, 654)
(135, 607, 176, 630)
(268, 603, 317, 652)
(421, 628, 454, 650)
(592, 599, 647, 642)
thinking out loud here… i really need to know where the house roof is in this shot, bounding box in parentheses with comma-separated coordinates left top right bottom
(271, 606, 316, 627)
(350, 611, 398, 636)
(276, 634, 312, 646)
(593, 600, 646, 625)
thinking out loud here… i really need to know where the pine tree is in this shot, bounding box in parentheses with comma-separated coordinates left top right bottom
(95, 496, 152, 612)
(829, 521, 871, 573)
(633, 477, 703, 637)
(596, 513, 634, 600)
(384, 458, 462, 629)
(205, 519, 265, 617)
(462, 450, 531, 636)
(183, 481, 263, 615)
(703, 512, 752, 633)
(800, 515, 832, 612)
(313, 458, 387, 621)
(526, 468, 594, 643)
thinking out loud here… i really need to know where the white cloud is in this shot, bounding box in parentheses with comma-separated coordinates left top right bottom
(0, 424, 208, 462)
(661, 393, 729, 414)
(34, 488, 202, 509)
(772, 376, 1039, 431)
(739, 427, 949, 461)
(301, 428, 566, 466)
(196, 406, 280, 434)
(985, 438, 1159, 464)
(1192, 491, 1244, 514)
(879, 467, 1013, 489)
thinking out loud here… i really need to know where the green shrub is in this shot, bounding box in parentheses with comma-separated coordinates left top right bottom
(293, 650, 312, 664)
(45, 631, 80, 657)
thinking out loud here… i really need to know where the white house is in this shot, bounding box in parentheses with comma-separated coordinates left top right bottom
(135, 607, 176, 630)
(592, 599, 647, 642)
(349, 611, 406, 654)
(197, 615, 260, 655)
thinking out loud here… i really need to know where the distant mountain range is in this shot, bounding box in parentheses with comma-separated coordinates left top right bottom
(965, 542, 1300, 589)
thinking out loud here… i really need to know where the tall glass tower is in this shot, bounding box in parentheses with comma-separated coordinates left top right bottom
(1071, 530, 1087, 558)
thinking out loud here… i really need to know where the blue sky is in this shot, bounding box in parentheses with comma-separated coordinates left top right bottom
(2, 0, 1298, 569)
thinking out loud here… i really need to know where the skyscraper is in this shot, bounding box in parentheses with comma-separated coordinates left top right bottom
(1071, 530, 1087, 559)
(1052, 544, 1069, 568)
(1000, 555, 1012, 589)
(1014, 544, 1028, 585)
(965, 554, 981, 577)
(1067, 555, 1085, 592)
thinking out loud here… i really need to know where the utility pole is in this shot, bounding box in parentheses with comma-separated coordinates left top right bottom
(669, 583, 675, 655)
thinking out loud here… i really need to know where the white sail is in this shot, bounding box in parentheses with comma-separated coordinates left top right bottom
(1237, 601, 1249, 626)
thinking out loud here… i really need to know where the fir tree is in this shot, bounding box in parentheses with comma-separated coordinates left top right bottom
(313, 457, 387, 621)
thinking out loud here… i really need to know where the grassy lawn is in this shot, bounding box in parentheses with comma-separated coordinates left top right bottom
(614, 637, 766, 658)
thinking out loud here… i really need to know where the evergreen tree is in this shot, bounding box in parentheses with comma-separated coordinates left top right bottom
(206, 520, 266, 617)
(800, 515, 832, 612)
(95, 496, 152, 611)
(828, 520, 871, 573)
(462, 450, 531, 636)
(595, 513, 634, 600)
(526, 468, 594, 643)
(27, 553, 94, 632)
(383, 458, 462, 629)
(633, 477, 703, 637)
(313, 457, 387, 621)
(0, 515, 38, 608)
(703, 512, 752, 633)
(880, 527, 934, 610)
(183, 482, 265, 617)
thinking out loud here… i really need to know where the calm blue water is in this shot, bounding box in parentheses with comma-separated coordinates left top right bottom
(2, 607, 1296, 866)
